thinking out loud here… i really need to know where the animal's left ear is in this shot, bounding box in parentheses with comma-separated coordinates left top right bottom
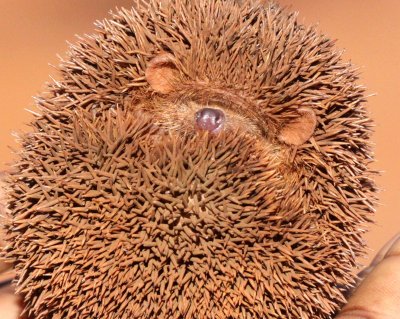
(278, 107, 317, 146)
(145, 53, 181, 94)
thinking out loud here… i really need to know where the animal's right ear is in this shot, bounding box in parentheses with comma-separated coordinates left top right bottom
(277, 107, 317, 146)
(145, 53, 181, 94)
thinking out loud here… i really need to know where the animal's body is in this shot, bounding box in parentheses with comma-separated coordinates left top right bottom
(1, 1, 376, 318)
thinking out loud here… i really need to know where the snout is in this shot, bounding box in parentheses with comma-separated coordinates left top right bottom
(195, 107, 225, 133)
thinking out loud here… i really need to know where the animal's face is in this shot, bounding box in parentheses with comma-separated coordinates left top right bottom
(139, 53, 316, 145)
(143, 98, 262, 136)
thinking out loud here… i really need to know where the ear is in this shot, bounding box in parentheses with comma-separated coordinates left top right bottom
(145, 53, 181, 94)
(278, 107, 317, 146)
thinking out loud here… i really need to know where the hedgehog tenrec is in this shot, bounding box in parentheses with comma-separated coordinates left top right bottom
(1, 1, 376, 318)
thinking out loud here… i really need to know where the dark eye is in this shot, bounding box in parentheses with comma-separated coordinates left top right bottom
(195, 107, 225, 133)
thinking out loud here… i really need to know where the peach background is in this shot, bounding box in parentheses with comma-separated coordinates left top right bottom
(0, 1, 399, 317)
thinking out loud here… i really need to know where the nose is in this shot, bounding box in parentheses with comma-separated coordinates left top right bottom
(195, 107, 225, 132)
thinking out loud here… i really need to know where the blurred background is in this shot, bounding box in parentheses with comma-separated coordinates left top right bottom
(0, 1, 399, 317)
